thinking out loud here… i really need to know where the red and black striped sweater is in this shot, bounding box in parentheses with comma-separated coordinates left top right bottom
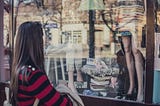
(17, 67, 73, 106)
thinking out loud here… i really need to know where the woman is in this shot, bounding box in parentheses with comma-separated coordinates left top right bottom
(10, 21, 73, 106)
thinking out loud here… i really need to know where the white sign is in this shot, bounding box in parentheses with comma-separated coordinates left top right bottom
(45, 23, 58, 28)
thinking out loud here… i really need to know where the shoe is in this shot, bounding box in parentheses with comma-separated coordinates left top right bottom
(122, 94, 136, 101)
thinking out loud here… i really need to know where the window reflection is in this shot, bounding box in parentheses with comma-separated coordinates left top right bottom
(2, 0, 147, 103)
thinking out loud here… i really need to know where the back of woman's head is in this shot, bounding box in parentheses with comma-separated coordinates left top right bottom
(11, 21, 45, 101)
(13, 21, 44, 70)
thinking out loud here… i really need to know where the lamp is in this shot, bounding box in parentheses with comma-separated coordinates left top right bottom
(158, 0, 160, 4)
(79, 0, 105, 58)
(78, 0, 105, 89)
(157, 0, 160, 10)
(79, 0, 105, 10)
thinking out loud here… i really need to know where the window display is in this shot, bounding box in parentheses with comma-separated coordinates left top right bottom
(43, 0, 146, 103)
(1, 0, 150, 104)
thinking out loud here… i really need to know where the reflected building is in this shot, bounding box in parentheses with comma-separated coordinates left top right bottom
(62, 0, 111, 56)
(3, 0, 146, 56)
(61, 0, 146, 57)
(117, 0, 145, 48)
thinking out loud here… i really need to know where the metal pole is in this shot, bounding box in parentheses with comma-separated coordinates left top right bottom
(145, 0, 155, 103)
(89, 10, 95, 58)
(8, 0, 14, 78)
(60, 0, 63, 43)
(86, 10, 95, 89)
(0, 0, 5, 82)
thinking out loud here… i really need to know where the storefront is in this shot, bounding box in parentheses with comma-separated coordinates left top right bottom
(0, 0, 160, 106)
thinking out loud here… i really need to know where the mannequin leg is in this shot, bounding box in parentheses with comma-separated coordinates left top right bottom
(122, 37, 136, 95)
(132, 49, 144, 102)
(68, 70, 78, 93)
(76, 71, 83, 82)
(75, 63, 83, 82)
(75, 45, 83, 82)
(67, 59, 78, 93)
(75, 59, 83, 82)
(125, 49, 135, 94)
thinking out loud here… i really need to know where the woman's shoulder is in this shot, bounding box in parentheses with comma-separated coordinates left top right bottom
(20, 65, 43, 73)
(19, 65, 46, 79)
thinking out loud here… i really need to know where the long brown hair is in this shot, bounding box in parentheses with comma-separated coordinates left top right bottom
(10, 21, 45, 101)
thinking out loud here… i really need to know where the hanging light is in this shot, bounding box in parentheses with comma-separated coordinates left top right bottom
(158, 0, 160, 4)
(78, 0, 105, 10)
(23, 0, 34, 4)
(158, 0, 160, 9)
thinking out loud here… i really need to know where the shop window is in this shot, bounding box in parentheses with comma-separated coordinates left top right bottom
(3, 0, 158, 105)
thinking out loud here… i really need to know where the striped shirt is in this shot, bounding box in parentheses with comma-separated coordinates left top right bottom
(18, 67, 73, 106)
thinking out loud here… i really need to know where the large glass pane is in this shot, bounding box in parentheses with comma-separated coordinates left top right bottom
(3, 0, 149, 103)
(44, 0, 146, 103)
